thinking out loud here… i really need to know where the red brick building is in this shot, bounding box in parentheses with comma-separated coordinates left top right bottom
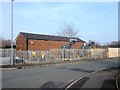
(16, 32, 86, 51)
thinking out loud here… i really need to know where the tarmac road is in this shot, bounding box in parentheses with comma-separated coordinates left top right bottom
(2, 58, 119, 88)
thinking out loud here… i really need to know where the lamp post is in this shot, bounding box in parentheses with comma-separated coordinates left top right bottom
(10, 0, 14, 65)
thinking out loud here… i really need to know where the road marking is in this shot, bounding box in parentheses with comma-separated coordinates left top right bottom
(116, 74, 119, 90)
(65, 67, 107, 90)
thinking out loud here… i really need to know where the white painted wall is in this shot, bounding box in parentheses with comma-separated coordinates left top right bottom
(108, 48, 120, 58)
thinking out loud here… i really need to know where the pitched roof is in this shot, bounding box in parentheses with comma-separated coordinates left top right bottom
(20, 32, 86, 43)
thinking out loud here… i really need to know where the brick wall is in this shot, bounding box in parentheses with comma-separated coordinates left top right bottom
(28, 39, 84, 50)
(16, 34, 27, 50)
(16, 34, 84, 51)
(72, 42, 84, 49)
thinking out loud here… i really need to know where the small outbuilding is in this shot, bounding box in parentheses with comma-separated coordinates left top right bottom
(16, 32, 86, 51)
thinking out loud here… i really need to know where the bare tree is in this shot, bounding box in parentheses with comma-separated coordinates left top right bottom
(56, 22, 80, 38)
(0, 37, 2, 48)
(94, 42, 101, 48)
(103, 40, 120, 48)
(0, 37, 16, 48)
(109, 41, 120, 47)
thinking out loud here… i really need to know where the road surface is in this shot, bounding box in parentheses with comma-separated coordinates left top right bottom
(2, 58, 119, 88)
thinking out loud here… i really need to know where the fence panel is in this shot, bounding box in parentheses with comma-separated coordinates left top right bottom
(90, 49, 107, 59)
(0, 49, 16, 65)
(1, 48, 119, 65)
(0, 49, 11, 57)
(15, 49, 108, 64)
(16, 50, 49, 64)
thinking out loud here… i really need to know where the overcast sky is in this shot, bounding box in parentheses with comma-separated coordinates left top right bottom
(2, 2, 118, 44)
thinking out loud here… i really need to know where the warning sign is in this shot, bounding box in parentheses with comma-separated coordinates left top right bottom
(40, 51, 45, 58)
(40, 51, 45, 55)
(31, 52, 36, 57)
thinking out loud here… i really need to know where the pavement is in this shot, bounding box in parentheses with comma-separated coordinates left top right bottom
(1, 58, 118, 71)
(1, 60, 85, 71)
(65, 67, 119, 90)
